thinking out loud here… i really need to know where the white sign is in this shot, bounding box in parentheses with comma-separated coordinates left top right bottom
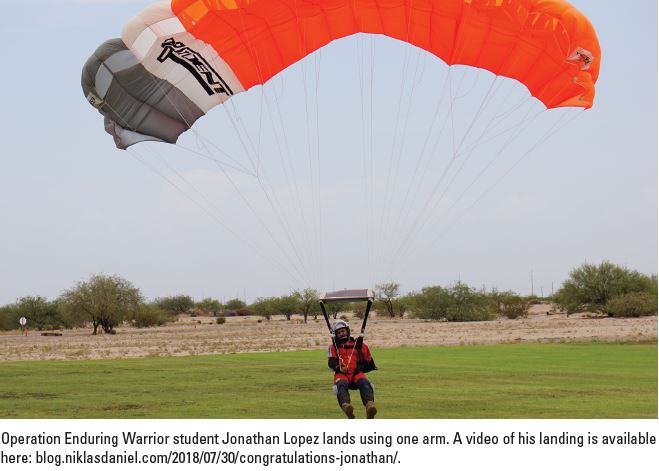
(19, 316, 27, 326)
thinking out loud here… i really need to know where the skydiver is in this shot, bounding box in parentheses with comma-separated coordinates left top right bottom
(327, 320, 378, 419)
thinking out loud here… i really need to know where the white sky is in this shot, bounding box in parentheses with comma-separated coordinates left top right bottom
(0, 0, 656, 304)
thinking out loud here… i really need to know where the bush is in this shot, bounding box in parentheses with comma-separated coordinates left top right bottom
(604, 292, 658, 317)
(495, 294, 529, 319)
(0, 304, 16, 331)
(352, 302, 367, 319)
(12, 296, 63, 330)
(554, 261, 657, 314)
(216, 316, 226, 325)
(408, 283, 495, 322)
(132, 304, 172, 328)
(154, 295, 195, 314)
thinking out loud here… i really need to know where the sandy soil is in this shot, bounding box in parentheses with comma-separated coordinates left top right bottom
(0, 305, 655, 361)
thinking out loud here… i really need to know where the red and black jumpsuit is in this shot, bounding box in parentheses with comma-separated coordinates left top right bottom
(328, 338, 376, 406)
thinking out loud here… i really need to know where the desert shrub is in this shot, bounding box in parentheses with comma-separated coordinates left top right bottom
(13, 296, 63, 330)
(495, 294, 529, 319)
(216, 316, 226, 325)
(250, 298, 275, 320)
(554, 261, 657, 314)
(195, 298, 222, 311)
(131, 304, 172, 328)
(340, 315, 349, 321)
(352, 302, 367, 319)
(154, 295, 195, 314)
(408, 283, 495, 322)
(0, 304, 17, 330)
(225, 298, 246, 310)
(604, 292, 658, 317)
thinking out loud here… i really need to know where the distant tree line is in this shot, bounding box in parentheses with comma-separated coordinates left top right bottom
(0, 261, 655, 334)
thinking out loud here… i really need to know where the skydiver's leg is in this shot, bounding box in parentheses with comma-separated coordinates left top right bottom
(335, 379, 351, 406)
(355, 376, 377, 419)
(334, 378, 354, 419)
(355, 376, 374, 405)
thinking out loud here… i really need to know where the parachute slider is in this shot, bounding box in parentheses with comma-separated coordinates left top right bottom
(319, 289, 374, 346)
(319, 289, 374, 304)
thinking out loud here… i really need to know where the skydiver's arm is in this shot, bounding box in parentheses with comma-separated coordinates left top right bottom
(328, 357, 341, 372)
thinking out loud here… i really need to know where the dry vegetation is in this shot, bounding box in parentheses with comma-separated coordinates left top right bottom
(0, 304, 656, 362)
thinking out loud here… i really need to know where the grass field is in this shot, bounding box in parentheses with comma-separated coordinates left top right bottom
(0, 342, 655, 419)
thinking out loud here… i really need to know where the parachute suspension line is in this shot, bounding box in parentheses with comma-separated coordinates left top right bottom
(372, 45, 413, 279)
(384, 46, 535, 278)
(261, 85, 317, 283)
(99, 88, 307, 283)
(207, 149, 314, 287)
(368, 36, 376, 287)
(357, 33, 371, 286)
(380, 66, 470, 273)
(127, 147, 307, 287)
(136, 57, 258, 177)
(255, 87, 267, 175)
(377, 48, 427, 273)
(302, 48, 322, 288)
(228, 5, 320, 286)
(386, 73, 500, 263)
(385, 66, 452, 259)
(291, 0, 322, 288)
(450, 106, 543, 205)
(222, 102, 260, 176)
(219, 99, 318, 285)
(391, 109, 584, 281)
(383, 103, 543, 279)
(314, 50, 324, 289)
(421, 82, 523, 213)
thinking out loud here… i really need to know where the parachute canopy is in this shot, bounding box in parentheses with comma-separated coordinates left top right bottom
(82, 0, 600, 149)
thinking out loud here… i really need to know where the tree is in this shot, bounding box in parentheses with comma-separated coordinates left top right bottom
(376, 282, 403, 318)
(196, 298, 223, 312)
(250, 297, 275, 320)
(407, 282, 494, 322)
(13, 296, 63, 330)
(154, 295, 195, 314)
(225, 298, 246, 310)
(326, 302, 348, 320)
(554, 261, 658, 314)
(59, 274, 142, 334)
(490, 291, 529, 319)
(604, 292, 657, 317)
(296, 288, 319, 323)
(0, 304, 17, 331)
(273, 294, 301, 320)
(131, 304, 173, 328)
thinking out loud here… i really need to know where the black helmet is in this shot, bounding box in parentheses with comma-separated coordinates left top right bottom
(332, 320, 351, 344)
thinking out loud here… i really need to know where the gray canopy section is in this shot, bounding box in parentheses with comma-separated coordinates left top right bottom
(81, 38, 204, 149)
(319, 289, 374, 303)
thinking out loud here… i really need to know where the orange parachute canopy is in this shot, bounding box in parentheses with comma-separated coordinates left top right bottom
(172, 0, 600, 109)
(83, 0, 600, 149)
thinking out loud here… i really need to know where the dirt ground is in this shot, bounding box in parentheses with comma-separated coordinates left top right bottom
(0, 304, 656, 361)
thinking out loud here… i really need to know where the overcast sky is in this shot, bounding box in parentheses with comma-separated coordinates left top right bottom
(0, 0, 656, 304)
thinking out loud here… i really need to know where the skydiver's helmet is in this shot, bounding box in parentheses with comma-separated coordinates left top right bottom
(332, 320, 351, 344)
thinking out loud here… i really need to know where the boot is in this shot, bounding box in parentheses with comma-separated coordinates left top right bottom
(341, 403, 355, 419)
(365, 401, 377, 419)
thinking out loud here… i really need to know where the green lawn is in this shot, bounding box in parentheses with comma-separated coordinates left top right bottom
(0, 343, 655, 418)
